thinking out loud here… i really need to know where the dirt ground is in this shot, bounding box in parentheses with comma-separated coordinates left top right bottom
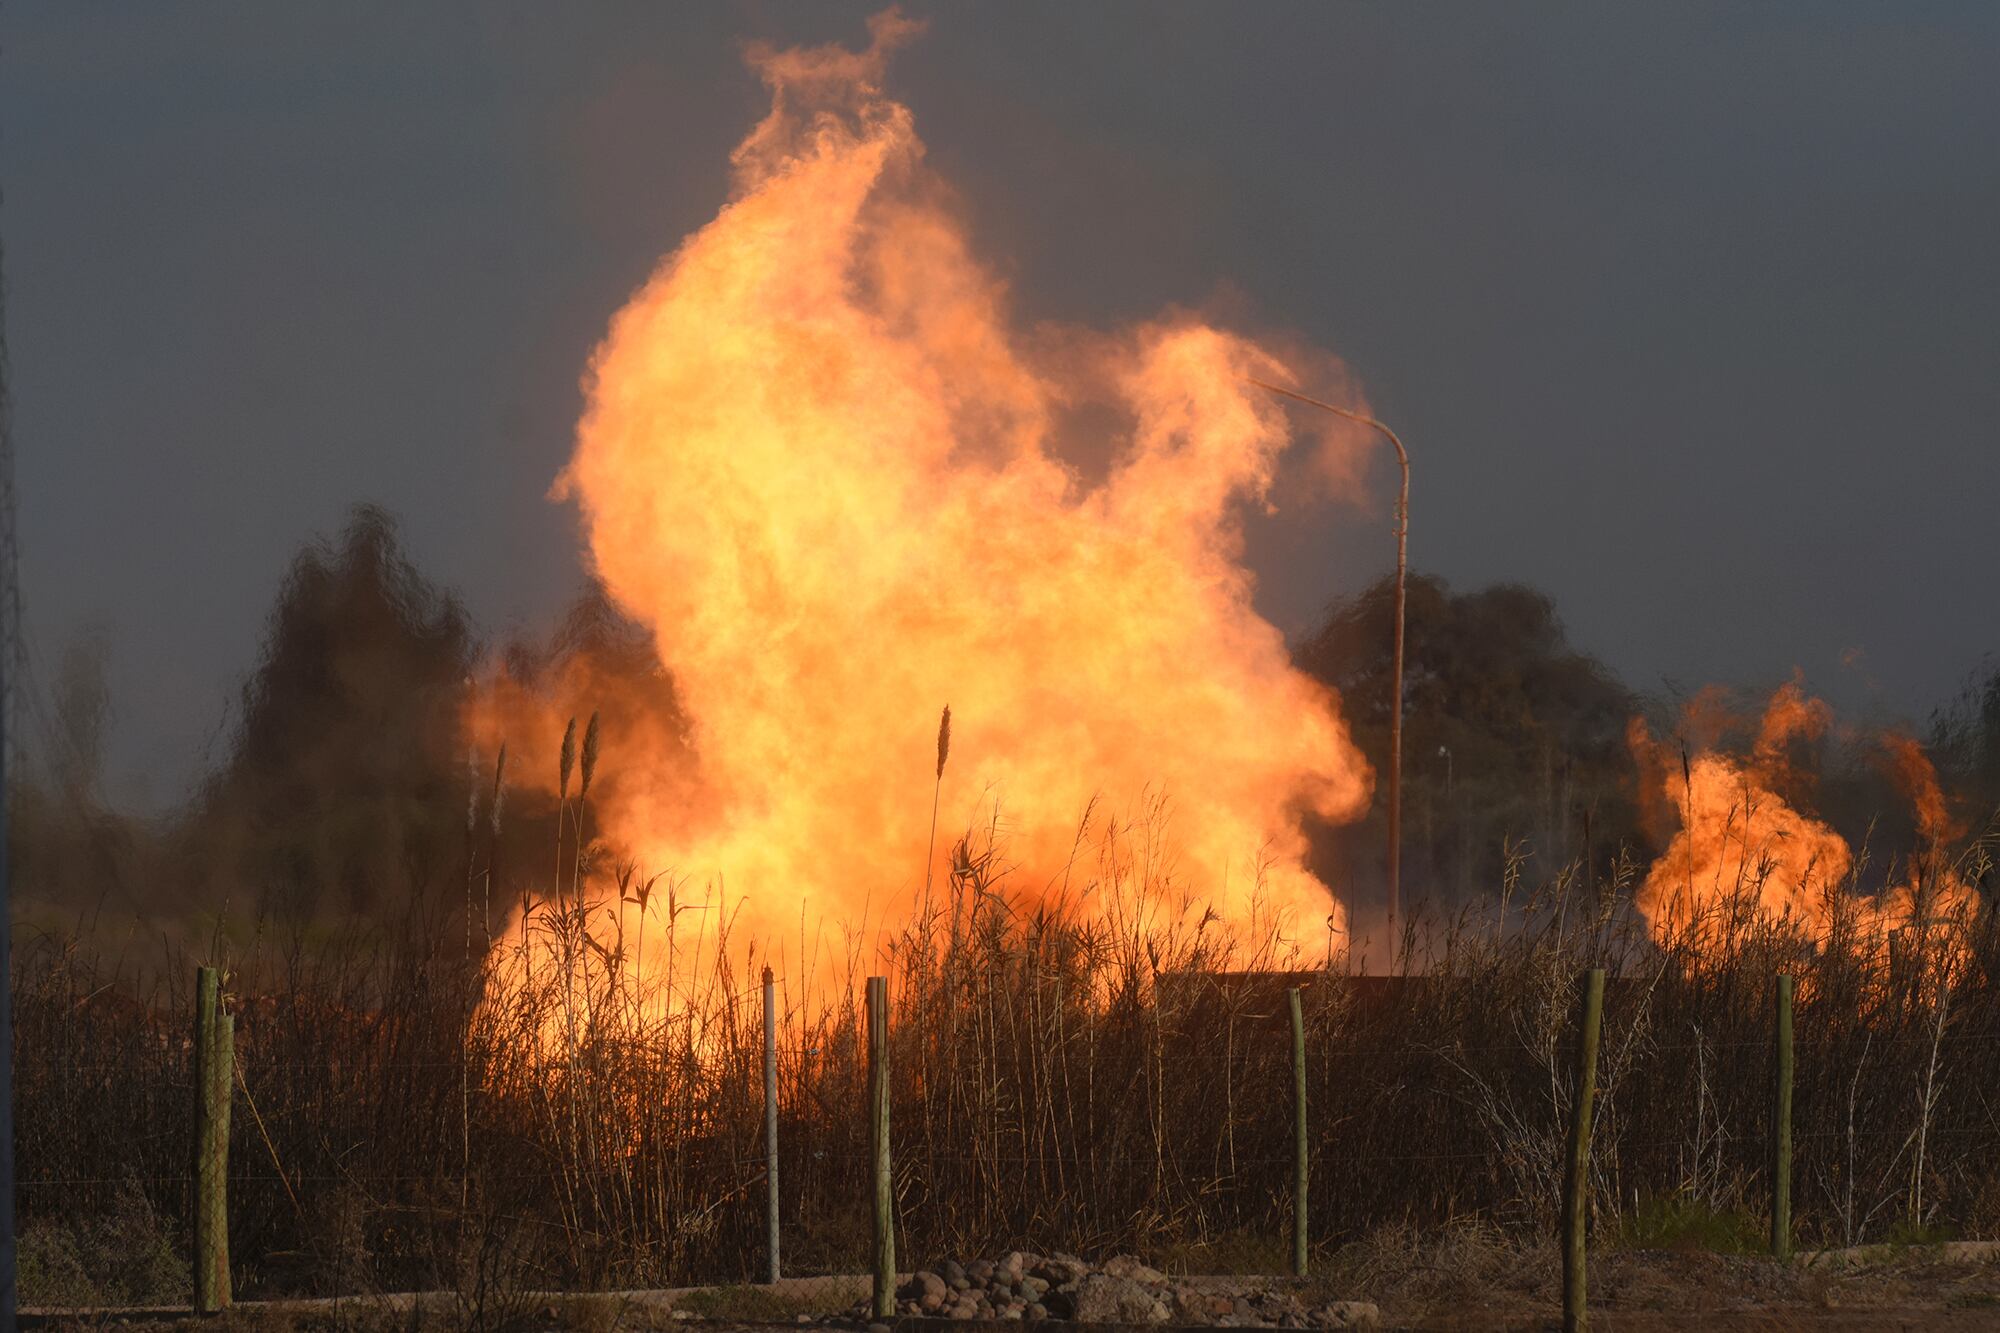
(1316, 1233, 2000, 1328)
(21, 1242, 2000, 1330)
(1396, 1245, 2000, 1328)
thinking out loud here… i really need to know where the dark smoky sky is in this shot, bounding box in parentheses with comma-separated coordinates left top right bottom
(5, 2, 1997, 809)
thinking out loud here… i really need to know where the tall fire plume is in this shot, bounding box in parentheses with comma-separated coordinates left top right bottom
(1631, 680, 1978, 965)
(470, 11, 1374, 999)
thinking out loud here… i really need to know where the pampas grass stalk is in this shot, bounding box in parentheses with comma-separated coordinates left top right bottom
(462, 738, 478, 1215)
(926, 704, 951, 904)
(488, 741, 507, 945)
(556, 716, 577, 915)
(571, 713, 601, 993)
(579, 710, 600, 801)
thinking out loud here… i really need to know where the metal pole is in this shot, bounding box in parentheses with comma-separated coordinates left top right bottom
(763, 965, 781, 1283)
(1245, 379, 1409, 951)
(1772, 973, 1794, 1259)
(867, 976, 894, 1319)
(1289, 986, 1308, 1277)
(1387, 436, 1408, 951)
(0, 597, 12, 1324)
(0, 185, 20, 1329)
(1562, 968, 1605, 1333)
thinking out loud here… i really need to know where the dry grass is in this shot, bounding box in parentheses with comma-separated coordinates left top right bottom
(13, 790, 1999, 1305)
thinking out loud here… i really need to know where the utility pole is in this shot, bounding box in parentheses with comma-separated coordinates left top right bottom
(0, 190, 20, 1328)
(1249, 379, 1409, 953)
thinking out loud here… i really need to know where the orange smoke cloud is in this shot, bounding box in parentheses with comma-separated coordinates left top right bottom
(474, 11, 1373, 984)
(1632, 681, 1978, 962)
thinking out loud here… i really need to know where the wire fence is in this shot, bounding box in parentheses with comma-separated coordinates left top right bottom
(16, 948, 2000, 1318)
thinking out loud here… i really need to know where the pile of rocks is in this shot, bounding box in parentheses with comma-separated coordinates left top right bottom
(876, 1251, 1378, 1327)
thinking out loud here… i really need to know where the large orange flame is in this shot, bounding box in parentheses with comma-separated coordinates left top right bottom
(1632, 681, 1978, 964)
(472, 11, 1374, 994)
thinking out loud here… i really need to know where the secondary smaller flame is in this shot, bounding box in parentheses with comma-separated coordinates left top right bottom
(1631, 681, 1979, 967)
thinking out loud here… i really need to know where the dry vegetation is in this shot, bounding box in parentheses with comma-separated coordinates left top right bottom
(15, 803, 2000, 1308)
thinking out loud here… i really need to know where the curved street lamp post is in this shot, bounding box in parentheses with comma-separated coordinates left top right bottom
(1248, 379, 1410, 956)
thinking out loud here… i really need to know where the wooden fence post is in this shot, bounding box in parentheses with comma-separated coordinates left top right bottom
(867, 976, 894, 1319)
(1772, 972, 1794, 1259)
(764, 965, 781, 1284)
(1290, 985, 1308, 1277)
(1562, 968, 1605, 1333)
(193, 966, 232, 1314)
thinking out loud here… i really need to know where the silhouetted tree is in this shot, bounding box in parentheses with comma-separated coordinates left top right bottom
(1929, 657, 2000, 827)
(1296, 573, 1643, 913)
(192, 505, 474, 918)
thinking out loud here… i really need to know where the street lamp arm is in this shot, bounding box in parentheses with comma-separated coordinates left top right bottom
(1244, 378, 1408, 481)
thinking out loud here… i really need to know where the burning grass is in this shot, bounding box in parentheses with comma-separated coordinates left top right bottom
(14, 806, 1998, 1304)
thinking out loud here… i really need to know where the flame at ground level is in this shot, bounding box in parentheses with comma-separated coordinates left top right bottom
(1631, 681, 1980, 968)
(469, 9, 1374, 1010)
